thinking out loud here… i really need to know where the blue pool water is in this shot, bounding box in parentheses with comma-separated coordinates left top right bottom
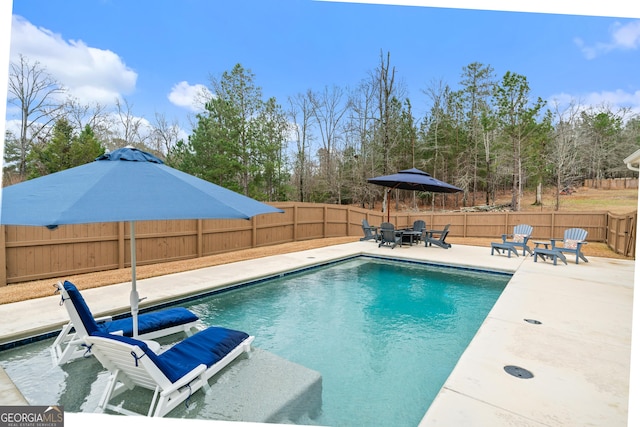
(0, 257, 509, 426)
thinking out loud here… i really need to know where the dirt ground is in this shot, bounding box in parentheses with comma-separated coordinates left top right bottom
(1, 186, 637, 305)
(384, 186, 639, 215)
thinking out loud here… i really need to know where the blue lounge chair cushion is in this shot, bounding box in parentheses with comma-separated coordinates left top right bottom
(102, 308, 199, 336)
(62, 281, 199, 336)
(92, 326, 250, 383)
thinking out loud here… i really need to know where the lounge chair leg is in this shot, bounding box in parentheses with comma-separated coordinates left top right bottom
(149, 387, 162, 417)
(202, 378, 212, 394)
(97, 370, 121, 414)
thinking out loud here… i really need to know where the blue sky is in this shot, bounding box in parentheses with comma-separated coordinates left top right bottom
(4, 0, 640, 138)
(1, 3, 640, 427)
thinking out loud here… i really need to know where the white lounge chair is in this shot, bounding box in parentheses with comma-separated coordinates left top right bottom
(84, 328, 254, 417)
(51, 280, 203, 365)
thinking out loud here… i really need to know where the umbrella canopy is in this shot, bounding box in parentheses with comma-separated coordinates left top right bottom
(0, 147, 283, 335)
(1, 147, 283, 226)
(367, 168, 462, 221)
(367, 167, 462, 193)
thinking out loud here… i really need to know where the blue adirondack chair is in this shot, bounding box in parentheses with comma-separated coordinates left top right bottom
(501, 224, 534, 255)
(424, 224, 452, 249)
(378, 222, 402, 249)
(360, 219, 380, 242)
(410, 220, 426, 243)
(550, 228, 589, 264)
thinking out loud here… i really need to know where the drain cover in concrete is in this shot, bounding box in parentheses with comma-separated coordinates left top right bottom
(504, 365, 534, 379)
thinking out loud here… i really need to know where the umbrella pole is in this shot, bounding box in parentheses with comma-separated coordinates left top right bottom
(129, 221, 139, 337)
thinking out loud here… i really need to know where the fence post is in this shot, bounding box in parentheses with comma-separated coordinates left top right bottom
(504, 212, 509, 235)
(627, 213, 637, 257)
(293, 204, 298, 242)
(463, 213, 467, 238)
(323, 205, 328, 238)
(197, 219, 203, 258)
(0, 226, 6, 286)
(118, 222, 125, 269)
(251, 216, 257, 248)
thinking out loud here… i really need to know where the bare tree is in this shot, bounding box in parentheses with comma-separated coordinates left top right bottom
(288, 92, 315, 202)
(371, 50, 410, 214)
(112, 97, 151, 150)
(420, 79, 451, 210)
(347, 78, 378, 208)
(548, 100, 583, 209)
(376, 50, 397, 175)
(150, 112, 182, 157)
(309, 86, 350, 204)
(7, 54, 66, 178)
(64, 97, 111, 141)
(579, 104, 626, 186)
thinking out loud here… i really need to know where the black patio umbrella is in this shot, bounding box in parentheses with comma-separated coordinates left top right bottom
(367, 168, 462, 221)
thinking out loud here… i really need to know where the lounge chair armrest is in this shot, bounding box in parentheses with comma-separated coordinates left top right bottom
(161, 364, 208, 394)
(94, 315, 114, 324)
(549, 238, 561, 249)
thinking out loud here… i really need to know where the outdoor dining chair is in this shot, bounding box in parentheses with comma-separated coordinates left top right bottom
(360, 219, 381, 242)
(378, 222, 402, 249)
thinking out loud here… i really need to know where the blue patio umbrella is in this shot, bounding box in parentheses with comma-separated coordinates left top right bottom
(367, 168, 462, 221)
(0, 147, 283, 335)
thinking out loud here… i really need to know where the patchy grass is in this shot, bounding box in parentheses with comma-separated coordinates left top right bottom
(504, 187, 638, 214)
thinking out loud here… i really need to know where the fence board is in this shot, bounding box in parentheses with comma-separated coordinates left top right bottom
(1, 203, 635, 285)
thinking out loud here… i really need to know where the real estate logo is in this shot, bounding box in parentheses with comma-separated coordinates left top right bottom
(0, 406, 63, 427)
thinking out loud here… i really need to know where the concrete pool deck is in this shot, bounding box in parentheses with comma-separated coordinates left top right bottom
(0, 241, 634, 426)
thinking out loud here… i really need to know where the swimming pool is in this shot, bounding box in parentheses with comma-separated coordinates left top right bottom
(0, 257, 510, 426)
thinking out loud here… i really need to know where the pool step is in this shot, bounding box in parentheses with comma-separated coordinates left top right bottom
(196, 347, 323, 424)
(0, 366, 28, 405)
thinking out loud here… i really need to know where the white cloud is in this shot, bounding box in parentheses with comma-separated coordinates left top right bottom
(168, 81, 212, 112)
(583, 89, 640, 107)
(575, 20, 640, 59)
(9, 15, 137, 105)
(548, 89, 640, 116)
(4, 119, 22, 137)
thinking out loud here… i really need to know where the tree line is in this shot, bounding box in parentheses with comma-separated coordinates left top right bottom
(4, 52, 639, 212)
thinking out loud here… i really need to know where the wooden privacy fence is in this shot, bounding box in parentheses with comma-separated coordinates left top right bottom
(0, 202, 636, 286)
(583, 178, 638, 189)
